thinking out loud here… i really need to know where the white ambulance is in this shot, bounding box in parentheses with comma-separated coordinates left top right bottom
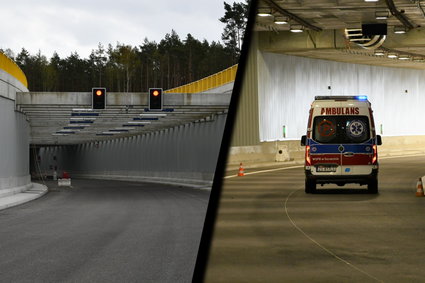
(300, 96, 382, 193)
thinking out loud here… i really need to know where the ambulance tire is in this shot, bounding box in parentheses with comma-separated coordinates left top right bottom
(305, 179, 316, 194)
(367, 178, 378, 194)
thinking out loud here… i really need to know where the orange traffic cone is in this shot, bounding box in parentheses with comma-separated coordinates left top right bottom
(416, 178, 424, 197)
(238, 163, 245, 177)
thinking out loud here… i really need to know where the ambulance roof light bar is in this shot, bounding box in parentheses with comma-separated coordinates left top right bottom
(315, 95, 368, 101)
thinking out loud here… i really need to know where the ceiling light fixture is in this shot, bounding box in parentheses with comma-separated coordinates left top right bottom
(290, 24, 304, 33)
(398, 55, 410, 60)
(387, 53, 398, 58)
(375, 11, 389, 20)
(365, 0, 379, 2)
(374, 50, 385, 56)
(394, 26, 407, 34)
(257, 8, 272, 17)
(274, 16, 288, 25)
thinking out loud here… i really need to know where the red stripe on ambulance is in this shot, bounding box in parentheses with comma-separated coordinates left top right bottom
(342, 154, 373, 165)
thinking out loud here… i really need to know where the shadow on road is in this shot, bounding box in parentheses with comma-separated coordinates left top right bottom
(313, 188, 378, 195)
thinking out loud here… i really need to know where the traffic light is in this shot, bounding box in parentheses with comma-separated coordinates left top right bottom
(92, 87, 106, 109)
(149, 88, 163, 110)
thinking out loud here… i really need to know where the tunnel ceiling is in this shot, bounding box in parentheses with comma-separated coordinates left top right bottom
(16, 92, 229, 145)
(256, 0, 425, 69)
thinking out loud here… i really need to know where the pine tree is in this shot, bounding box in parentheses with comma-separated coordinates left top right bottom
(219, 1, 249, 63)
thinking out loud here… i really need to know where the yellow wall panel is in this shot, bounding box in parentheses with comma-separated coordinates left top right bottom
(0, 52, 28, 88)
(165, 64, 238, 94)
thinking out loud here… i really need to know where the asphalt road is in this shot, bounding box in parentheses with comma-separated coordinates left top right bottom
(0, 179, 209, 282)
(205, 155, 425, 282)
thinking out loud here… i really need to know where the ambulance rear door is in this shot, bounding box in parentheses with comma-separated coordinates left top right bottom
(340, 116, 374, 176)
(310, 116, 343, 176)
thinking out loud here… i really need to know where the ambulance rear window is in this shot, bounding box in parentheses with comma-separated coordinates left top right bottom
(312, 116, 370, 144)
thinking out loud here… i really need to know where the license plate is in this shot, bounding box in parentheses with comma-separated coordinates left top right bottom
(316, 165, 337, 172)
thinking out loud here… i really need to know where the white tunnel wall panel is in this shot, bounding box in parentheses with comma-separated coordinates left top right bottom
(0, 69, 30, 190)
(38, 114, 226, 184)
(258, 52, 425, 141)
(0, 99, 30, 181)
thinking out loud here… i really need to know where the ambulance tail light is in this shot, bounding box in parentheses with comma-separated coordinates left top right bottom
(305, 145, 312, 166)
(372, 145, 378, 164)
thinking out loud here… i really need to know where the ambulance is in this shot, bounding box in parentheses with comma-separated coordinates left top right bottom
(300, 96, 382, 193)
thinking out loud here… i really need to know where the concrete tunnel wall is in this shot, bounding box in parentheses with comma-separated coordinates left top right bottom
(228, 51, 425, 166)
(38, 113, 227, 186)
(0, 69, 30, 190)
(258, 52, 425, 141)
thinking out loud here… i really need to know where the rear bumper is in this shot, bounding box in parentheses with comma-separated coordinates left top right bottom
(306, 169, 378, 185)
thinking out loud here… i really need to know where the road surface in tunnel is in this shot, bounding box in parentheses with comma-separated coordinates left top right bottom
(205, 155, 425, 282)
(0, 179, 209, 282)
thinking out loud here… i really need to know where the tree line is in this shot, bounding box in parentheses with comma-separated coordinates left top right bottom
(3, 1, 248, 92)
(10, 33, 235, 92)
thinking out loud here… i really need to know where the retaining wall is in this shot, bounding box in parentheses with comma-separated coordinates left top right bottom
(38, 113, 227, 187)
(0, 66, 30, 190)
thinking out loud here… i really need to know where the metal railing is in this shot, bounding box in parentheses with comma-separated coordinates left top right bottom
(165, 64, 237, 93)
(0, 52, 28, 88)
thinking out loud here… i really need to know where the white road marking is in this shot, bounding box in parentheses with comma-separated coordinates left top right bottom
(284, 189, 383, 282)
(221, 154, 425, 281)
(224, 165, 303, 179)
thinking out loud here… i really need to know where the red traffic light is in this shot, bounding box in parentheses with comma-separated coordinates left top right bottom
(92, 87, 106, 109)
(149, 88, 163, 110)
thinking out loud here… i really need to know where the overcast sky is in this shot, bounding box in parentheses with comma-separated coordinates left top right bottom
(1, 0, 237, 59)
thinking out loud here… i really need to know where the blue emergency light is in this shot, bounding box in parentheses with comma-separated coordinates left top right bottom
(315, 95, 369, 101)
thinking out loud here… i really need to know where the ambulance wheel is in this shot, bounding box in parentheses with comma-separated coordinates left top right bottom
(305, 179, 316, 194)
(367, 178, 378, 194)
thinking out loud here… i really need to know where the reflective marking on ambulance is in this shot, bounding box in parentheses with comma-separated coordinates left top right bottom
(309, 140, 374, 166)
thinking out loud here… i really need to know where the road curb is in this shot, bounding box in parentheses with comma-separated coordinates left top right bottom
(0, 183, 48, 211)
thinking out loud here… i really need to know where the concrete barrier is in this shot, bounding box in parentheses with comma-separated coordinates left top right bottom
(58, 178, 71, 187)
(67, 173, 212, 188)
(227, 135, 425, 170)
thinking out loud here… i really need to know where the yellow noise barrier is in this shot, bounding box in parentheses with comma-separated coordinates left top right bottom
(165, 64, 237, 93)
(0, 52, 28, 88)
